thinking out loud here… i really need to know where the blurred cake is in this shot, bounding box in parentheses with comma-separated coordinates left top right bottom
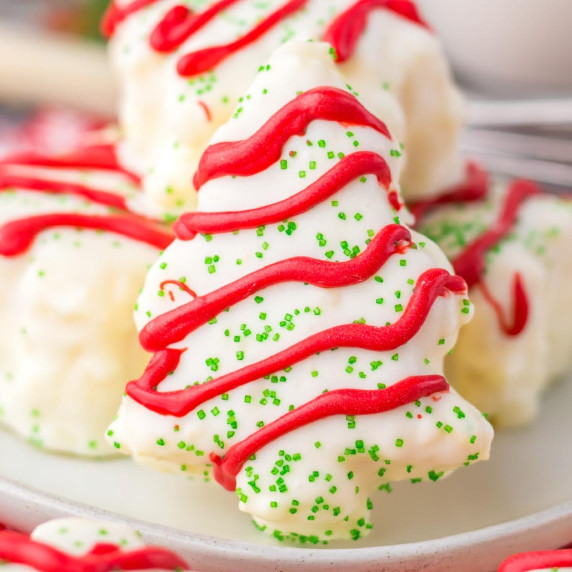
(0, 517, 189, 570)
(104, 0, 466, 217)
(0, 141, 172, 455)
(416, 174, 572, 426)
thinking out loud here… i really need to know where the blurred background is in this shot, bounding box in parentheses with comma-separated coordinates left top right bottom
(0, 0, 570, 185)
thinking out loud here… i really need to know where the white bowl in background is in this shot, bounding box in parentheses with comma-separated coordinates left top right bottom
(418, 0, 572, 95)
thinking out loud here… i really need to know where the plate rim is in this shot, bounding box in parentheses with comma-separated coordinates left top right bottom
(2, 473, 572, 570)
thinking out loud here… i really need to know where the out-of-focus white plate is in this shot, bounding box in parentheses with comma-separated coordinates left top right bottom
(1, 375, 572, 571)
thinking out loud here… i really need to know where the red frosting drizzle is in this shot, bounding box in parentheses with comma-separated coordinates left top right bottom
(0, 214, 173, 257)
(102, 0, 160, 37)
(479, 273, 529, 337)
(106, 0, 428, 81)
(130, 268, 464, 417)
(0, 173, 129, 212)
(176, 0, 308, 77)
(0, 143, 174, 256)
(0, 530, 189, 571)
(150, 0, 242, 52)
(451, 179, 540, 337)
(499, 549, 572, 572)
(193, 87, 391, 190)
(211, 375, 449, 490)
(325, 0, 429, 63)
(177, 151, 392, 239)
(0, 145, 140, 184)
(141, 224, 409, 351)
(409, 162, 489, 221)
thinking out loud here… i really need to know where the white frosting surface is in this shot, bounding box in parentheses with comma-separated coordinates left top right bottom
(419, 181, 572, 427)
(0, 163, 162, 456)
(109, 42, 493, 543)
(109, 0, 465, 217)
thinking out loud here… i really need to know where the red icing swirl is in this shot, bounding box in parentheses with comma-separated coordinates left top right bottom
(177, 151, 393, 239)
(0, 214, 173, 257)
(211, 374, 449, 490)
(452, 179, 540, 337)
(415, 167, 540, 338)
(130, 268, 461, 419)
(409, 162, 489, 221)
(0, 145, 140, 184)
(193, 87, 391, 190)
(150, 1, 242, 53)
(0, 530, 189, 571)
(499, 549, 572, 572)
(102, 0, 160, 37)
(0, 144, 173, 256)
(324, 0, 429, 63)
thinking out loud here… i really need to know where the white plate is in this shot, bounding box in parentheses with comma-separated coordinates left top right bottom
(1, 374, 572, 571)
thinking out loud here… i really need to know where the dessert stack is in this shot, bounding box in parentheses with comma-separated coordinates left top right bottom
(0, 0, 570, 550)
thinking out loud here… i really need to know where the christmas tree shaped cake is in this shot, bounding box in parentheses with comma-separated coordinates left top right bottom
(0, 141, 172, 456)
(104, 0, 465, 217)
(0, 518, 189, 570)
(108, 41, 493, 542)
(416, 176, 572, 427)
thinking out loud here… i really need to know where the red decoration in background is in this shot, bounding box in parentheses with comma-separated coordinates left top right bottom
(0, 530, 190, 571)
(103, 0, 428, 78)
(324, 0, 429, 63)
(499, 549, 572, 572)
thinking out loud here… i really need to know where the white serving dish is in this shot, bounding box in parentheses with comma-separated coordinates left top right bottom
(418, 0, 572, 95)
(2, 373, 572, 571)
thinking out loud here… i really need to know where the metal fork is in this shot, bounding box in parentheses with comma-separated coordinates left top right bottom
(463, 98, 572, 188)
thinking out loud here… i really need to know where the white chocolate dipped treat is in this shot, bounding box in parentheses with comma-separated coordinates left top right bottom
(108, 42, 493, 543)
(0, 518, 189, 570)
(0, 143, 173, 456)
(104, 0, 465, 218)
(417, 175, 572, 427)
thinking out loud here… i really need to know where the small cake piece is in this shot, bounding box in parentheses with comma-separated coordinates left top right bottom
(108, 41, 493, 543)
(0, 142, 173, 456)
(0, 518, 190, 570)
(499, 550, 572, 572)
(104, 0, 465, 217)
(416, 173, 572, 426)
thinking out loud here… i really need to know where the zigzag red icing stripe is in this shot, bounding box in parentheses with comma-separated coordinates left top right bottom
(211, 374, 449, 490)
(452, 179, 541, 337)
(324, 0, 429, 63)
(0, 145, 141, 184)
(103, 0, 428, 75)
(0, 144, 173, 256)
(101, 0, 160, 37)
(0, 213, 173, 257)
(414, 167, 540, 337)
(192, 87, 392, 189)
(408, 162, 489, 221)
(130, 267, 459, 412)
(0, 531, 189, 571)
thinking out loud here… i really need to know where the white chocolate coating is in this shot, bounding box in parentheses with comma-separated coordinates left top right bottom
(109, 0, 465, 218)
(418, 181, 572, 427)
(109, 42, 493, 542)
(0, 163, 162, 456)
